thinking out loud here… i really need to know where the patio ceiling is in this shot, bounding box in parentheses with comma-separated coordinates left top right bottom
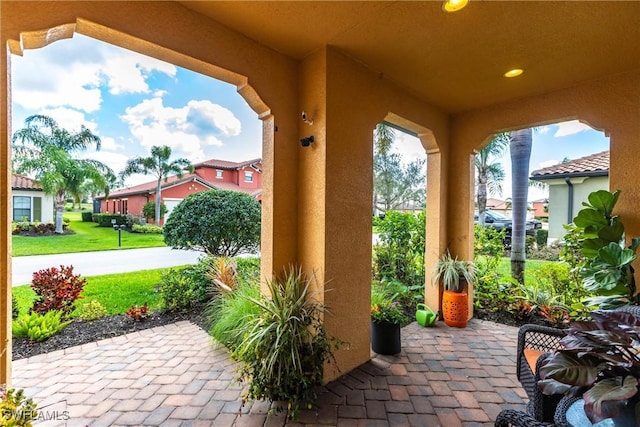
(178, 1, 640, 114)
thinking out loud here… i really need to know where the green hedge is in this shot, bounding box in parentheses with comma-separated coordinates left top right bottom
(132, 224, 163, 234)
(93, 213, 127, 227)
(81, 212, 94, 222)
(536, 229, 549, 248)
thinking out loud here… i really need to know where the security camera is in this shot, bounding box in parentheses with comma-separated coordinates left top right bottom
(300, 136, 314, 147)
(301, 111, 313, 125)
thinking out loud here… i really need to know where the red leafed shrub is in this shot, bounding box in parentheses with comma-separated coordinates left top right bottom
(126, 303, 149, 321)
(31, 265, 86, 316)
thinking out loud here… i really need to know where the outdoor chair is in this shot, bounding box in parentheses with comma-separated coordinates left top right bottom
(495, 409, 556, 427)
(515, 324, 566, 422)
(496, 305, 640, 426)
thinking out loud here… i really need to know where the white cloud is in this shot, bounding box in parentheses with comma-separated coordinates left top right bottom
(80, 150, 129, 175)
(99, 136, 125, 152)
(39, 107, 98, 133)
(537, 126, 551, 135)
(102, 51, 176, 95)
(391, 132, 427, 163)
(11, 34, 176, 113)
(12, 54, 103, 112)
(553, 120, 593, 137)
(120, 98, 242, 161)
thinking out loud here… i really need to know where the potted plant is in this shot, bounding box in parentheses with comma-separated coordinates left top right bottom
(538, 310, 640, 424)
(371, 284, 410, 355)
(432, 250, 476, 328)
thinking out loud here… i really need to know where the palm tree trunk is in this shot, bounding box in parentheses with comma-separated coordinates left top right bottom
(509, 128, 532, 285)
(55, 191, 65, 234)
(477, 175, 487, 225)
(155, 178, 162, 224)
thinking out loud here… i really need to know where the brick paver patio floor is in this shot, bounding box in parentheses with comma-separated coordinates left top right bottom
(12, 319, 527, 426)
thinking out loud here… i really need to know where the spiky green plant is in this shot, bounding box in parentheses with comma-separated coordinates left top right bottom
(229, 266, 344, 418)
(432, 250, 476, 293)
(208, 280, 261, 350)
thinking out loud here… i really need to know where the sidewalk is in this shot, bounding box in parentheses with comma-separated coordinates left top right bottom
(12, 247, 203, 287)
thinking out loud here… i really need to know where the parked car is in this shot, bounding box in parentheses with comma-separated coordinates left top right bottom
(474, 210, 539, 248)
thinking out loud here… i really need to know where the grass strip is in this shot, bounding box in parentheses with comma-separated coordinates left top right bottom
(12, 211, 165, 256)
(12, 267, 170, 317)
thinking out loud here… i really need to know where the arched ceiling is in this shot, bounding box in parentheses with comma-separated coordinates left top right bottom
(179, 1, 640, 114)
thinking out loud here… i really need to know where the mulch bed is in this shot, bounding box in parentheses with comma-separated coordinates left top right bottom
(12, 305, 209, 360)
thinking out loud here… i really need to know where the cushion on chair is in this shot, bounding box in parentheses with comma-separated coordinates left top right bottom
(524, 348, 544, 374)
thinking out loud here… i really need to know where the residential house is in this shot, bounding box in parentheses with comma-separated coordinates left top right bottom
(96, 158, 262, 222)
(11, 174, 54, 223)
(531, 198, 549, 219)
(485, 198, 511, 218)
(530, 151, 609, 242)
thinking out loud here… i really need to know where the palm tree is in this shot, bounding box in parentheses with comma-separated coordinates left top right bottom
(119, 145, 194, 224)
(475, 133, 509, 225)
(509, 128, 533, 284)
(12, 115, 114, 233)
(372, 124, 425, 213)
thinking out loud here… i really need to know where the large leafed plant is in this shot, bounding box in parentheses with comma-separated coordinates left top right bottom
(538, 310, 640, 423)
(573, 190, 640, 309)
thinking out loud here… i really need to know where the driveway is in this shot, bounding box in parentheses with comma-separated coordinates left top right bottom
(12, 247, 203, 287)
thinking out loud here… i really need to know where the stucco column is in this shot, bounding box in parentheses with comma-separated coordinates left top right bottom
(1, 42, 12, 387)
(424, 147, 447, 314)
(445, 131, 476, 319)
(297, 48, 376, 379)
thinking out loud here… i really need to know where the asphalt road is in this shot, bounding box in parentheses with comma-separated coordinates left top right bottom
(12, 247, 203, 287)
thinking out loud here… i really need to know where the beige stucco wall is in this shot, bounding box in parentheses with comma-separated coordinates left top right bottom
(297, 47, 450, 377)
(1, 2, 451, 383)
(1, 1, 301, 386)
(544, 176, 609, 242)
(1, 2, 639, 387)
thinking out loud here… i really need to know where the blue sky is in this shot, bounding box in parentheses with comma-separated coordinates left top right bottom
(11, 34, 609, 197)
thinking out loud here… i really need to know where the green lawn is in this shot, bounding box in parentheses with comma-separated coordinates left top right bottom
(496, 257, 552, 277)
(12, 211, 166, 256)
(12, 268, 168, 316)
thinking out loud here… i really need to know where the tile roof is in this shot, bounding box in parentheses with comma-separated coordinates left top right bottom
(192, 158, 262, 170)
(11, 174, 42, 190)
(99, 173, 262, 199)
(530, 150, 609, 179)
(101, 174, 211, 199)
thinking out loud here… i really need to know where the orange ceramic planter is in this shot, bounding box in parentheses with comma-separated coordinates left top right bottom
(442, 290, 468, 328)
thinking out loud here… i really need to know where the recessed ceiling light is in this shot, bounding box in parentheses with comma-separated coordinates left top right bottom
(442, 0, 469, 13)
(504, 69, 524, 78)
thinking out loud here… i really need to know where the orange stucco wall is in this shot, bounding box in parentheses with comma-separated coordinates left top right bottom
(1, 2, 639, 388)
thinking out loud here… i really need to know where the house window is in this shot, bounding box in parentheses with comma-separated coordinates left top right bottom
(216, 169, 223, 179)
(13, 196, 31, 221)
(244, 171, 253, 182)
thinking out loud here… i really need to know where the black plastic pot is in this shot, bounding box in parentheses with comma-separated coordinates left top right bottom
(371, 320, 401, 355)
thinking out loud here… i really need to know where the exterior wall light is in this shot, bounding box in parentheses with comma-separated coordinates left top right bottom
(300, 136, 314, 147)
(504, 68, 524, 78)
(442, 0, 469, 13)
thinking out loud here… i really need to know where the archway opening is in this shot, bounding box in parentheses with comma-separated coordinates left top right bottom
(472, 120, 609, 326)
(8, 29, 267, 376)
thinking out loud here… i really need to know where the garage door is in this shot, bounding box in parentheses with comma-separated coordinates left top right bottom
(164, 199, 183, 219)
